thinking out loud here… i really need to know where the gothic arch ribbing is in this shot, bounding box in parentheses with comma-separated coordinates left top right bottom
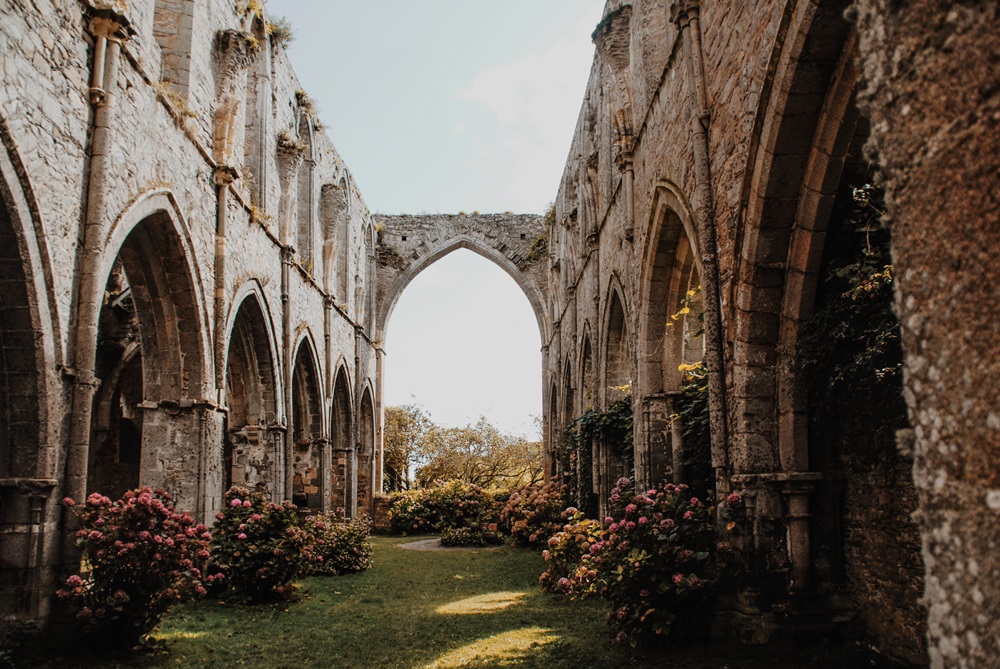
(377, 235, 547, 342)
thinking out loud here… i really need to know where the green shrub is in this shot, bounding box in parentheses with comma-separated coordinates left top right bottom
(482, 489, 511, 526)
(211, 487, 308, 602)
(500, 480, 566, 545)
(429, 480, 487, 529)
(301, 514, 373, 575)
(672, 362, 713, 499)
(386, 480, 490, 534)
(386, 489, 438, 534)
(57, 488, 212, 649)
(439, 524, 503, 547)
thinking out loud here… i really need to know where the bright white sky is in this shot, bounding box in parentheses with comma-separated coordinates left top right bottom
(270, 1, 604, 438)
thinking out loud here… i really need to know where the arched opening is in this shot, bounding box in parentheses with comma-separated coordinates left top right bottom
(731, 12, 925, 659)
(638, 198, 705, 487)
(0, 195, 42, 480)
(598, 288, 632, 507)
(296, 113, 316, 272)
(546, 382, 559, 480)
(792, 106, 922, 662)
(355, 223, 374, 331)
(378, 239, 547, 349)
(0, 175, 48, 620)
(605, 290, 631, 400)
(561, 360, 574, 434)
(89, 212, 207, 502)
(575, 334, 598, 515)
(290, 339, 322, 510)
(382, 248, 543, 487)
(330, 366, 353, 515)
(357, 387, 376, 514)
(223, 294, 279, 498)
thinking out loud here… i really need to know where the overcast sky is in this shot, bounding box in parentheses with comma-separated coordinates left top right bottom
(270, 1, 604, 437)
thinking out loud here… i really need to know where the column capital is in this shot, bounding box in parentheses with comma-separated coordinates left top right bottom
(669, 1, 700, 27)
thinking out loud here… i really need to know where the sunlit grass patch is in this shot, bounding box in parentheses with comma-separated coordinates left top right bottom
(436, 591, 527, 615)
(424, 627, 559, 668)
(154, 630, 207, 641)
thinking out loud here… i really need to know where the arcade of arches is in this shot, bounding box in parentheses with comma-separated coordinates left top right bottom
(1, 1, 998, 668)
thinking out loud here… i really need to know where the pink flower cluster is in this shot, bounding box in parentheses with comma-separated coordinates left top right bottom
(57, 487, 212, 647)
(540, 477, 738, 646)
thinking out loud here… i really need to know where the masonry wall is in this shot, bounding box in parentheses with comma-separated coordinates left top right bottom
(0, 0, 379, 622)
(544, 0, 927, 663)
(853, 3, 1000, 666)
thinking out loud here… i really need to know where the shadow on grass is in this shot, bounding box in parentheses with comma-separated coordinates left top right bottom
(20, 536, 905, 669)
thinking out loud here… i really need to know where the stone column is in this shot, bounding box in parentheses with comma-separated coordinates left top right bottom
(638, 393, 673, 487)
(138, 400, 223, 523)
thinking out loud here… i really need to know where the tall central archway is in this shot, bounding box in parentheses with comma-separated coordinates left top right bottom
(373, 215, 550, 345)
(290, 339, 323, 510)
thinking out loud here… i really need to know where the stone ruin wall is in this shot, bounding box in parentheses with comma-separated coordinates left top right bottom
(0, 0, 379, 621)
(2, 1, 998, 667)
(544, 0, 930, 663)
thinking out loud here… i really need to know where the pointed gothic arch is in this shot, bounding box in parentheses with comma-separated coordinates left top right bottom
(0, 150, 49, 481)
(330, 364, 354, 515)
(375, 224, 549, 344)
(0, 126, 60, 621)
(357, 384, 376, 514)
(578, 325, 596, 414)
(635, 184, 703, 486)
(223, 290, 281, 498)
(602, 282, 631, 402)
(545, 379, 559, 480)
(88, 192, 212, 508)
(290, 336, 323, 509)
(597, 283, 632, 506)
(296, 113, 317, 272)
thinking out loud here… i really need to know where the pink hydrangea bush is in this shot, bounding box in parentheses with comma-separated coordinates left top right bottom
(57, 488, 212, 649)
(386, 480, 491, 534)
(562, 478, 739, 646)
(386, 489, 437, 534)
(299, 513, 373, 576)
(211, 486, 308, 602)
(500, 480, 567, 546)
(428, 479, 488, 530)
(538, 507, 603, 595)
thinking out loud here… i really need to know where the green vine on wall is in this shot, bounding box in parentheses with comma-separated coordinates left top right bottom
(671, 362, 713, 498)
(559, 397, 634, 515)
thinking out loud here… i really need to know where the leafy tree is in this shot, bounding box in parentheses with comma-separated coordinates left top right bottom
(383, 404, 431, 491)
(415, 417, 543, 490)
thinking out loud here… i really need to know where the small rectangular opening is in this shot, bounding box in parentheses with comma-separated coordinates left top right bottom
(401, 236, 407, 241)
(520, 233, 526, 240)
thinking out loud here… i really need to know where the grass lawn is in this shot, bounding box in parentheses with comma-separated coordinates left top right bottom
(24, 536, 901, 668)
